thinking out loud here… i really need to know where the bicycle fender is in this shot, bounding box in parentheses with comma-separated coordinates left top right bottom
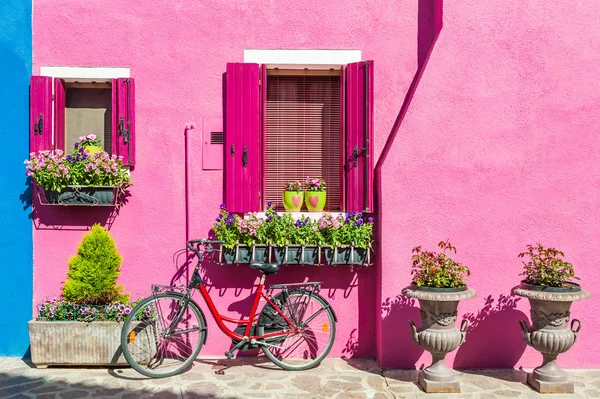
(268, 288, 338, 323)
(161, 292, 209, 345)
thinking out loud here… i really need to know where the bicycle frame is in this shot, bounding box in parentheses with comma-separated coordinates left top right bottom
(176, 239, 314, 345)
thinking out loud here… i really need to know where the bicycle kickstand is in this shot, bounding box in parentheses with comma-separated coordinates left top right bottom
(225, 336, 250, 359)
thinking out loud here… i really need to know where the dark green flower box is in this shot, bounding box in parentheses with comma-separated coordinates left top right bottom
(42, 186, 117, 206)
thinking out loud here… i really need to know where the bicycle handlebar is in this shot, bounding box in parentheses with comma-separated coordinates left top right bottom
(186, 239, 224, 252)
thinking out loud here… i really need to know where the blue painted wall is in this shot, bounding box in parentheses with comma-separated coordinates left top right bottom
(0, 0, 33, 356)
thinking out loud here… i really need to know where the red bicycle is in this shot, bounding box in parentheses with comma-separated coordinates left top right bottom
(120, 239, 337, 378)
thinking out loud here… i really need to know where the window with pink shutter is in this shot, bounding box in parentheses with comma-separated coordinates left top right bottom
(223, 60, 373, 213)
(265, 70, 342, 211)
(29, 75, 135, 167)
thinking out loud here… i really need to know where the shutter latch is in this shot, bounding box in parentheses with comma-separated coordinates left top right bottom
(34, 114, 43, 136)
(242, 146, 248, 167)
(230, 144, 235, 157)
(353, 142, 367, 167)
(118, 116, 130, 144)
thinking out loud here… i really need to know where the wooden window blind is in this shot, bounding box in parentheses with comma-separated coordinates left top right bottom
(65, 87, 112, 154)
(265, 73, 342, 211)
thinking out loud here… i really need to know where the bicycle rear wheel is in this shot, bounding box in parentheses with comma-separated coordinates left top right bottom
(121, 292, 206, 378)
(260, 289, 336, 371)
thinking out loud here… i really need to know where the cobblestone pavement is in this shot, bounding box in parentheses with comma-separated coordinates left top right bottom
(1, 357, 600, 399)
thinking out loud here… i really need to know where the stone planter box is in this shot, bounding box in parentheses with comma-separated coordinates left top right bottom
(28, 320, 147, 367)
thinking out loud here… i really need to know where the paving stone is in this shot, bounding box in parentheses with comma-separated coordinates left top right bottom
(58, 390, 90, 399)
(0, 381, 45, 396)
(492, 389, 521, 397)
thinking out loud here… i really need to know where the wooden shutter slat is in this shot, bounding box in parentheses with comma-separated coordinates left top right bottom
(225, 63, 261, 212)
(264, 74, 342, 211)
(115, 78, 135, 166)
(30, 76, 53, 153)
(54, 78, 66, 152)
(345, 61, 374, 212)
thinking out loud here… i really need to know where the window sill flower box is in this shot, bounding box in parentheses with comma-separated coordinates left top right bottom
(219, 244, 372, 266)
(38, 185, 120, 206)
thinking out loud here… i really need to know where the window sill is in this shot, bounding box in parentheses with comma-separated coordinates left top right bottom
(248, 212, 348, 220)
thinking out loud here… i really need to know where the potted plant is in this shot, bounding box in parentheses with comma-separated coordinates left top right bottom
(213, 204, 240, 264)
(25, 136, 132, 206)
(304, 177, 326, 212)
(512, 244, 591, 394)
(28, 224, 147, 366)
(318, 213, 343, 264)
(344, 213, 373, 265)
(238, 212, 267, 263)
(288, 216, 320, 265)
(401, 241, 476, 393)
(77, 133, 102, 155)
(263, 205, 292, 264)
(282, 181, 303, 211)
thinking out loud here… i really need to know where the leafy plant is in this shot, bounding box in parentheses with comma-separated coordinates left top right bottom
(237, 213, 266, 246)
(317, 213, 343, 246)
(305, 176, 326, 192)
(25, 136, 132, 193)
(518, 244, 579, 287)
(62, 224, 129, 304)
(411, 241, 470, 288)
(212, 204, 239, 249)
(284, 181, 302, 191)
(36, 297, 152, 322)
(338, 212, 374, 249)
(76, 133, 102, 149)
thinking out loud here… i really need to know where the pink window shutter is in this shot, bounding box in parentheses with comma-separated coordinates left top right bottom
(114, 78, 135, 166)
(225, 63, 261, 213)
(29, 76, 53, 153)
(345, 61, 374, 212)
(54, 78, 66, 152)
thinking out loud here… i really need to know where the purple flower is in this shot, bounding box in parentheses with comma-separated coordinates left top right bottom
(216, 214, 223, 222)
(219, 204, 226, 210)
(358, 212, 363, 218)
(368, 217, 374, 223)
(295, 220, 302, 227)
(267, 201, 272, 207)
(74, 142, 79, 148)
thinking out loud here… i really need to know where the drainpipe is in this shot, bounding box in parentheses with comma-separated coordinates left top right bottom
(184, 122, 196, 266)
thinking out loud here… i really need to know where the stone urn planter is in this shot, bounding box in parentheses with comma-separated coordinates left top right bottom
(402, 285, 477, 393)
(28, 320, 152, 367)
(512, 283, 591, 393)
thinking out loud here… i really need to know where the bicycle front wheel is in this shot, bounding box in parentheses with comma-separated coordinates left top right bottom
(121, 292, 206, 378)
(260, 289, 336, 371)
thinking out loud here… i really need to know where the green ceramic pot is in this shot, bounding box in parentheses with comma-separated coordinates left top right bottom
(283, 191, 304, 211)
(304, 191, 326, 212)
(84, 145, 102, 156)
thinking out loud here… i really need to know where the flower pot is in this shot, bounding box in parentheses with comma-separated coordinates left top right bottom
(302, 246, 318, 265)
(43, 186, 116, 206)
(272, 247, 286, 265)
(283, 191, 304, 211)
(285, 245, 302, 264)
(222, 247, 236, 264)
(252, 245, 269, 263)
(402, 285, 477, 393)
(304, 191, 326, 212)
(512, 283, 591, 393)
(236, 245, 252, 264)
(350, 247, 369, 265)
(323, 246, 351, 265)
(84, 145, 102, 155)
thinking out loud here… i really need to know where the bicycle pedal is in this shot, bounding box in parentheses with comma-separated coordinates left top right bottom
(224, 351, 235, 359)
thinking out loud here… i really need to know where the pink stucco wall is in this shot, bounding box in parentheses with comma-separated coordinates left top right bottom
(32, 0, 600, 368)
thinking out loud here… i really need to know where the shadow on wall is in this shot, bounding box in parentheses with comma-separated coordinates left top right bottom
(165, 231, 377, 358)
(373, 0, 443, 369)
(23, 188, 131, 231)
(381, 295, 424, 368)
(454, 294, 527, 369)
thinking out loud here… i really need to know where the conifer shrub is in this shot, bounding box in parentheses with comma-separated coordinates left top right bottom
(62, 224, 129, 304)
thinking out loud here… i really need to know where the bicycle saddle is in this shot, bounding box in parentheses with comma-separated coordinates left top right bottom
(250, 262, 279, 275)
